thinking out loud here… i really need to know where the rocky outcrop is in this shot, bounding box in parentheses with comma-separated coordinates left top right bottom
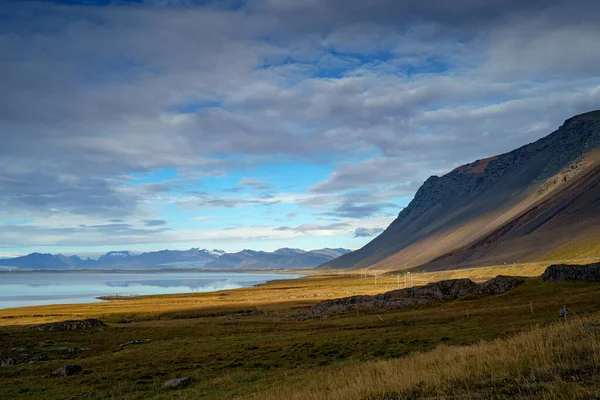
(34, 319, 106, 332)
(473, 275, 525, 295)
(382, 278, 479, 302)
(541, 263, 600, 282)
(279, 275, 525, 320)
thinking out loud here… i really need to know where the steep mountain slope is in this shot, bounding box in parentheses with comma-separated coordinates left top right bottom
(421, 148, 600, 270)
(319, 110, 600, 271)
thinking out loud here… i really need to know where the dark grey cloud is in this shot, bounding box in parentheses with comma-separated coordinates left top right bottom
(327, 202, 398, 219)
(353, 227, 384, 238)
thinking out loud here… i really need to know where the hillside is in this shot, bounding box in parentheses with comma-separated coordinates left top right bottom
(320, 110, 600, 271)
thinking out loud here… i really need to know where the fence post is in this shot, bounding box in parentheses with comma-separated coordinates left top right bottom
(530, 301, 534, 315)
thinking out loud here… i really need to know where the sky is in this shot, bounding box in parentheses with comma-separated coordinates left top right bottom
(1, 0, 599, 258)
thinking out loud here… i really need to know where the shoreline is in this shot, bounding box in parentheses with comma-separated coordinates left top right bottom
(0, 270, 308, 311)
(0, 267, 318, 274)
(96, 272, 309, 302)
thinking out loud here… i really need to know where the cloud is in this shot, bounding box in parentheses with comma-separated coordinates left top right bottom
(1, 0, 599, 253)
(143, 219, 167, 226)
(310, 158, 417, 193)
(238, 178, 268, 186)
(353, 227, 384, 238)
(274, 222, 350, 233)
(327, 202, 398, 219)
(192, 215, 217, 221)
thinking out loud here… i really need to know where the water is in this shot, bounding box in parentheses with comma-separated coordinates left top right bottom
(0, 271, 304, 310)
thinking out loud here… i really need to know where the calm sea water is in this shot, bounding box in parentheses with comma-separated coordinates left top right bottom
(0, 271, 303, 310)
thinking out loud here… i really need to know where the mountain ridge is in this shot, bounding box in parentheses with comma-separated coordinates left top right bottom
(0, 247, 351, 270)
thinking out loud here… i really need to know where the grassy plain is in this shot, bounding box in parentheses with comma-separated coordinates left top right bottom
(1, 265, 600, 399)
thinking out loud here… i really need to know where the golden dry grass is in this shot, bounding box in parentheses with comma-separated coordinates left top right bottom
(248, 315, 600, 400)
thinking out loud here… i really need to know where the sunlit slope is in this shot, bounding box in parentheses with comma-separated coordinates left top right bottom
(319, 110, 600, 270)
(421, 152, 600, 270)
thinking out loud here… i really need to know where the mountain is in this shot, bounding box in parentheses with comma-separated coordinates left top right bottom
(0, 253, 80, 270)
(0, 247, 351, 270)
(319, 110, 600, 271)
(0, 248, 220, 270)
(205, 248, 352, 269)
(93, 248, 219, 269)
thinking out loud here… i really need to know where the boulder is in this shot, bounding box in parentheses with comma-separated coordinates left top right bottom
(46, 364, 83, 377)
(541, 263, 600, 282)
(559, 308, 571, 318)
(35, 319, 106, 332)
(162, 377, 191, 390)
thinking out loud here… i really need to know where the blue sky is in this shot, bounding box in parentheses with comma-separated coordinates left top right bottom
(1, 0, 599, 257)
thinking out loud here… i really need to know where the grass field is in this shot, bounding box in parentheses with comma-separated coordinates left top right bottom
(1, 265, 600, 399)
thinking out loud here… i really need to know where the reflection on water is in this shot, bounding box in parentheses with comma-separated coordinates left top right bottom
(0, 271, 303, 309)
(105, 279, 230, 289)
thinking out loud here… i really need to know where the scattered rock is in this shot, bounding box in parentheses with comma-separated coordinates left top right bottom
(162, 377, 191, 390)
(46, 364, 83, 377)
(27, 355, 49, 364)
(60, 347, 90, 354)
(1, 358, 16, 367)
(244, 344, 259, 350)
(541, 263, 600, 282)
(1, 354, 48, 367)
(119, 339, 152, 347)
(35, 319, 106, 332)
(559, 308, 571, 318)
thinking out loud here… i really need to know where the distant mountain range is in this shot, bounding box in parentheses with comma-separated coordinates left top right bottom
(0, 247, 351, 270)
(319, 110, 600, 271)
